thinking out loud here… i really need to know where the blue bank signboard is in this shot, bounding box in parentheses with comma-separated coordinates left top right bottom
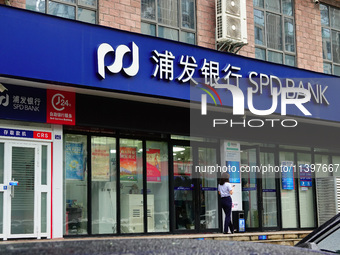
(0, 6, 339, 122)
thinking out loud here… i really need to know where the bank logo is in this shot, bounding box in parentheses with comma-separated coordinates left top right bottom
(97, 42, 139, 79)
(0, 94, 9, 107)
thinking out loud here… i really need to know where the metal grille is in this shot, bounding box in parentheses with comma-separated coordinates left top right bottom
(133, 209, 141, 218)
(11, 147, 35, 234)
(217, 16, 223, 39)
(316, 177, 340, 226)
(217, 0, 222, 15)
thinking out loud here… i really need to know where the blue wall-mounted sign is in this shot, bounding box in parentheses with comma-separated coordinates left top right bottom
(0, 84, 46, 122)
(0, 6, 340, 122)
(227, 161, 241, 183)
(299, 164, 313, 187)
(281, 161, 295, 190)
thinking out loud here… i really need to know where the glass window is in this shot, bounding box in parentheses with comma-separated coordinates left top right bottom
(254, 0, 264, 8)
(266, 0, 280, 13)
(323, 62, 332, 74)
(320, 4, 329, 26)
(282, 0, 293, 16)
(142, 0, 156, 20)
(332, 30, 340, 63)
(158, 26, 179, 41)
(141, 0, 196, 45)
(48, 2, 75, 20)
(180, 31, 195, 44)
(146, 141, 169, 232)
(158, 0, 178, 26)
(255, 48, 266, 60)
(285, 55, 295, 66)
(141, 22, 156, 36)
(254, 9, 265, 45)
(41, 192, 47, 233)
(315, 154, 331, 178)
(41, 145, 47, 185)
(120, 139, 144, 233)
(26, 0, 97, 24)
(332, 155, 340, 177)
(91, 137, 117, 234)
(330, 7, 340, 30)
(322, 28, 332, 61)
(268, 50, 283, 64)
(0, 193, 2, 234)
(254, 0, 295, 66)
(0, 143, 3, 234)
(285, 18, 295, 52)
(279, 151, 298, 228)
(173, 145, 194, 230)
(297, 153, 315, 228)
(78, 8, 96, 24)
(182, 0, 195, 29)
(260, 152, 278, 228)
(267, 13, 282, 50)
(334, 65, 340, 75)
(321, 4, 340, 75)
(0, 143, 4, 184)
(198, 147, 218, 229)
(64, 134, 88, 235)
(241, 148, 259, 228)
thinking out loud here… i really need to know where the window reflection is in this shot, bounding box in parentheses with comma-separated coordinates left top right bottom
(146, 141, 169, 232)
(173, 146, 194, 230)
(120, 139, 144, 233)
(64, 134, 88, 235)
(91, 137, 117, 234)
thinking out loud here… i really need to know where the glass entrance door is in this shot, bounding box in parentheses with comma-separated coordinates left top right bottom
(198, 147, 218, 231)
(241, 147, 259, 229)
(1, 141, 50, 240)
(241, 146, 280, 231)
(173, 143, 219, 232)
(260, 151, 278, 230)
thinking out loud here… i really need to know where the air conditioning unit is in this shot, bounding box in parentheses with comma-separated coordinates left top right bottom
(216, 0, 247, 44)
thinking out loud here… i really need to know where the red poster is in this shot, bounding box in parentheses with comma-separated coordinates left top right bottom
(147, 148, 161, 182)
(46, 90, 75, 125)
(120, 147, 137, 181)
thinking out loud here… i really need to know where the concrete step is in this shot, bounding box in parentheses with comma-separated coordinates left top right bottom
(205, 231, 311, 246)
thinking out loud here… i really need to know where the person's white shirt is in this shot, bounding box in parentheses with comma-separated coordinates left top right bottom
(218, 182, 233, 197)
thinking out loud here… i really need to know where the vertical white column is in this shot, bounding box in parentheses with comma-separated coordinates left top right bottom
(52, 124, 63, 239)
(220, 140, 242, 211)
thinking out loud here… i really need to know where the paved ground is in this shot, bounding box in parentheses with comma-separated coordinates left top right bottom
(0, 238, 332, 255)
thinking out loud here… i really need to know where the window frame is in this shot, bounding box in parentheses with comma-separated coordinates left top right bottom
(26, 0, 98, 24)
(254, 0, 296, 66)
(141, 0, 197, 45)
(321, 4, 340, 76)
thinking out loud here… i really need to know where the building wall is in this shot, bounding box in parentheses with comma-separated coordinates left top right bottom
(0, 0, 327, 72)
(98, 0, 141, 33)
(239, 0, 256, 58)
(197, 0, 216, 50)
(0, 0, 25, 8)
(295, 0, 324, 72)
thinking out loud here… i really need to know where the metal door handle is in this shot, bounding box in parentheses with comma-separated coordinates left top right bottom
(9, 180, 18, 198)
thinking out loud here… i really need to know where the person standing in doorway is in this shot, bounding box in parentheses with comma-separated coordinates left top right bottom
(218, 173, 234, 234)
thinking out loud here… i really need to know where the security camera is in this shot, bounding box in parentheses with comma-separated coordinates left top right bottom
(313, 0, 320, 4)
